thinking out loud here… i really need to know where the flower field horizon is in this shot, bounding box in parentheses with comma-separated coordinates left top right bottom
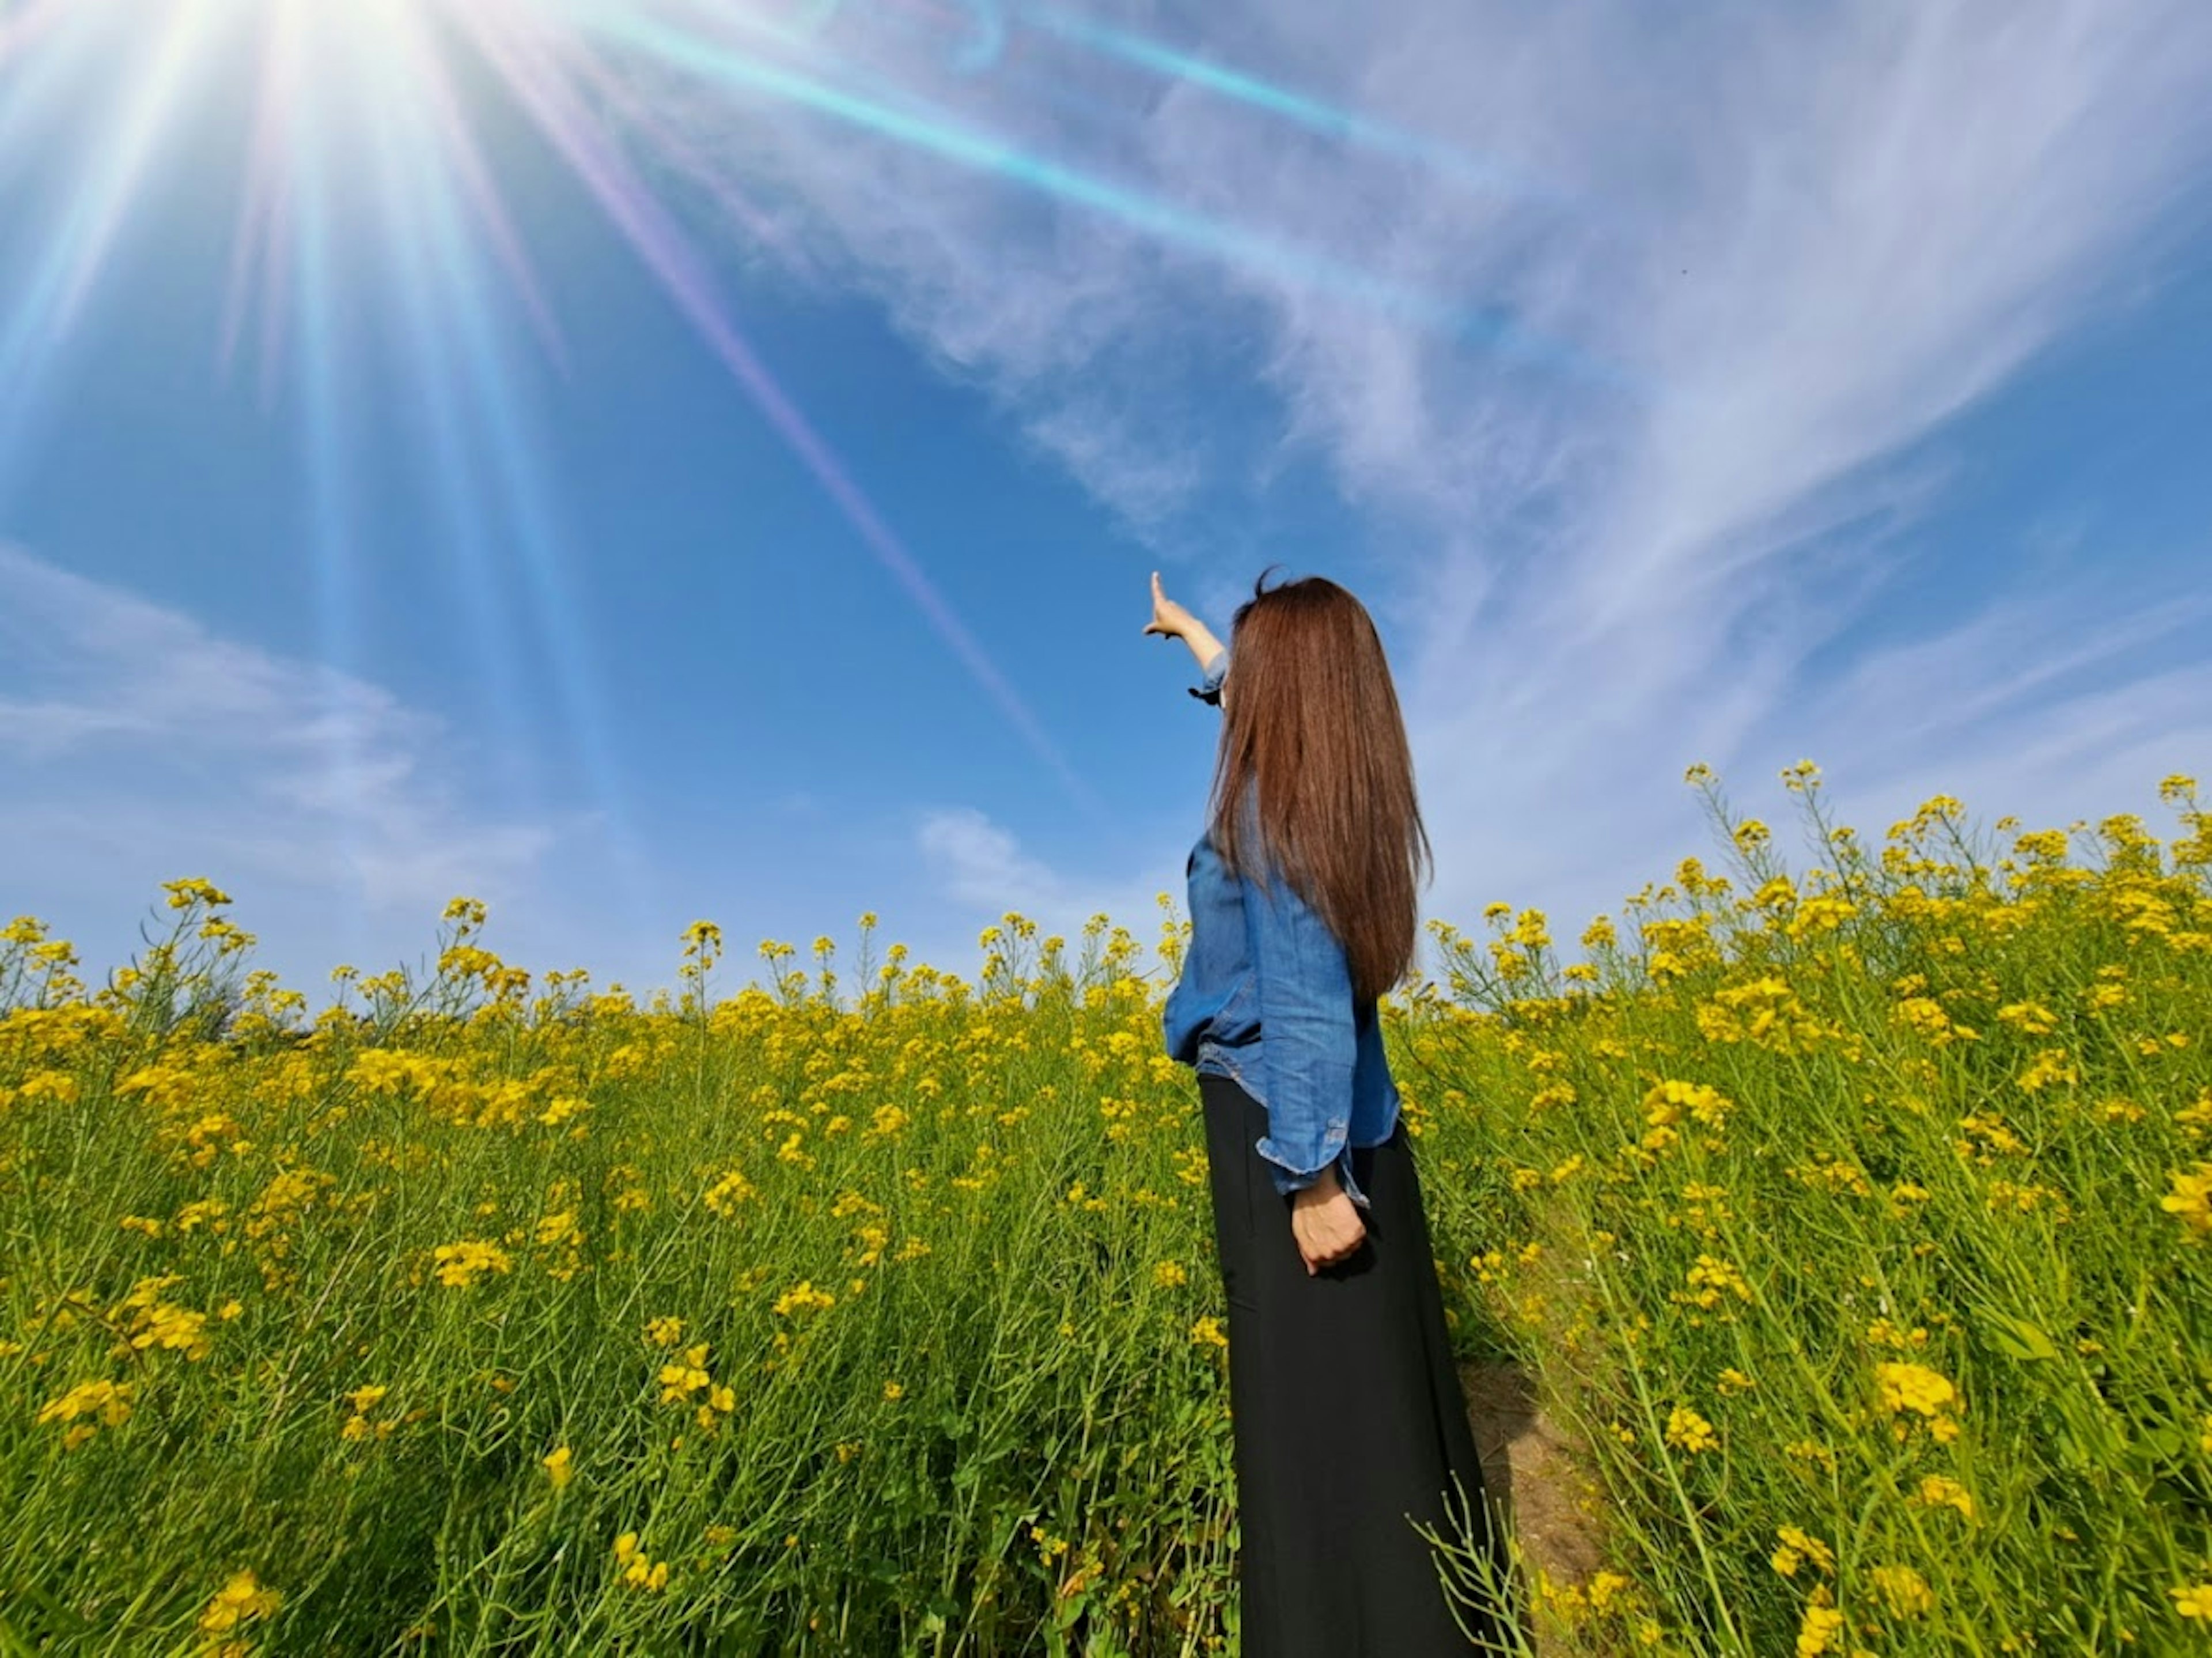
(3, 763, 2209, 1655)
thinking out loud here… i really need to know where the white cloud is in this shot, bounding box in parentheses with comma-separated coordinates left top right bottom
(914, 803, 1184, 973)
(917, 804, 1070, 913)
(630, 0, 2212, 951)
(0, 544, 571, 978)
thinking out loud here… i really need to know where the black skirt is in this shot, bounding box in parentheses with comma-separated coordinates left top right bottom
(1197, 1069, 1521, 1656)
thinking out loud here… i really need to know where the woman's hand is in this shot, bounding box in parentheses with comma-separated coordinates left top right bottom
(1145, 571, 1226, 677)
(1290, 1167, 1368, 1275)
(1143, 570, 1198, 642)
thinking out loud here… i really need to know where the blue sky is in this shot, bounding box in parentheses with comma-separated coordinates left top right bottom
(2, 0, 2209, 1006)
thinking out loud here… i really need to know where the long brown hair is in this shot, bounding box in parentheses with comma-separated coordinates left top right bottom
(1207, 568, 1431, 1006)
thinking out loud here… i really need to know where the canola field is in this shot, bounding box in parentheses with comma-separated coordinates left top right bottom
(2, 764, 2209, 1656)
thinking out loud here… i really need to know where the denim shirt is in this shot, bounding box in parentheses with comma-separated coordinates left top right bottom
(1161, 647, 1401, 1212)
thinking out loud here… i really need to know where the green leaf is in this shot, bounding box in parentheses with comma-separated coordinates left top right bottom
(2051, 1421, 2090, 1471)
(1984, 1310, 2058, 1362)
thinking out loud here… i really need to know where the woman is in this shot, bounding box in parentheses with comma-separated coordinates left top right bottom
(1145, 567, 1520, 1656)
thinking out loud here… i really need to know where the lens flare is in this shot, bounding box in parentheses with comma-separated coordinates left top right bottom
(0, 0, 1097, 835)
(1020, 3, 1558, 207)
(0, 0, 1617, 855)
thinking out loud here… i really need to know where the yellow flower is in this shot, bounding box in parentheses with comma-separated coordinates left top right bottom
(1795, 1595, 1844, 1657)
(165, 877, 234, 911)
(1872, 1564, 1934, 1618)
(1190, 1316, 1228, 1349)
(1771, 1527, 1835, 1579)
(1874, 1361, 1957, 1418)
(703, 1168, 755, 1214)
(19, 1070, 79, 1105)
(1153, 1260, 1188, 1288)
(658, 1344, 711, 1403)
(36, 1378, 134, 1436)
(198, 1569, 280, 1634)
(613, 1531, 670, 1592)
(430, 1240, 512, 1288)
(771, 1281, 835, 1317)
(644, 1315, 685, 1347)
(128, 1302, 214, 1363)
(1586, 1570, 1631, 1614)
(1678, 1254, 1752, 1310)
(542, 1445, 573, 1489)
(1910, 1474, 1975, 1519)
(882, 1380, 904, 1402)
(2162, 1164, 2212, 1239)
(1664, 1405, 1717, 1454)
(2172, 1583, 2212, 1619)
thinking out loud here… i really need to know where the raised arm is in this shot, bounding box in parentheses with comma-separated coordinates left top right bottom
(1143, 571, 1226, 680)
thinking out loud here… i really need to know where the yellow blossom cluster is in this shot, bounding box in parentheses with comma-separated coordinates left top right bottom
(656, 1341, 737, 1432)
(1873, 1361, 1963, 1443)
(613, 1531, 669, 1592)
(35, 1378, 135, 1451)
(431, 1239, 513, 1288)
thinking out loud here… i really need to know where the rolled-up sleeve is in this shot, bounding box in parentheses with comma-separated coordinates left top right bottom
(1187, 646, 1229, 705)
(1243, 853, 1367, 1208)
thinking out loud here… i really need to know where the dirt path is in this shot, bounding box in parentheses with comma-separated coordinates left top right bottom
(1460, 1361, 1615, 1655)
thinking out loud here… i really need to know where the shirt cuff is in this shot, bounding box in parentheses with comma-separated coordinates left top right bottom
(1256, 1132, 1370, 1211)
(1187, 646, 1229, 705)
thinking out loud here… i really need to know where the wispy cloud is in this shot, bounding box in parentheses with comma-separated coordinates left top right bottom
(915, 803, 1180, 971)
(0, 544, 569, 974)
(918, 805, 1071, 915)
(641, 0, 2211, 942)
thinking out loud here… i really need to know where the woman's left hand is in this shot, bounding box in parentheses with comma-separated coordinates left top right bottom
(1290, 1170, 1367, 1274)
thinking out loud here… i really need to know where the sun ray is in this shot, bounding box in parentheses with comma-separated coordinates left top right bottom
(0, 0, 1623, 850)
(379, 1, 570, 369)
(552, 21, 805, 271)
(0, 0, 72, 75)
(365, 14, 543, 796)
(287, 48, 372, 938)
(218, 0, 301, 399)
(456, 0, 1100, 815)
(354, 0, 656, 916)
(0, 0, 233, 478)
(3, 0, 1111, 823)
